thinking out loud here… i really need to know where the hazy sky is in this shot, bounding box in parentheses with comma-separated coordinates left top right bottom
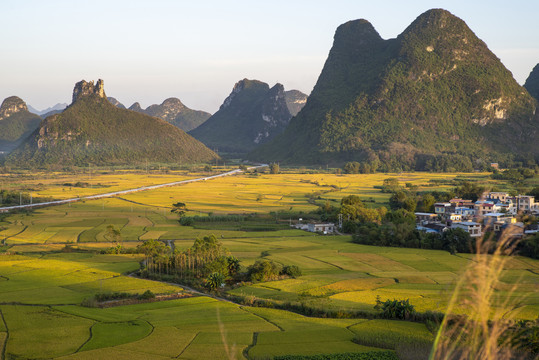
(2, 0, 538, 113)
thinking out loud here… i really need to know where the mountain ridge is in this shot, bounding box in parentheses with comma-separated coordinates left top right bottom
(7, 79, 218, 166)
(250, 9, 538, 170)
(189, 79, 306, 153)
(524, 63, 539, 102)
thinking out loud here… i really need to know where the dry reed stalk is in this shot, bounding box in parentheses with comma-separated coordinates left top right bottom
(430, 228, 525, 360)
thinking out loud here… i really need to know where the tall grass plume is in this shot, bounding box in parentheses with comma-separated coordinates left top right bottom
(430, 228, 535, 359)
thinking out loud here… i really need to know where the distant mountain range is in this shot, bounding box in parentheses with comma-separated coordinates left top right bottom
(0, 97, 41, 153)
(130, 98, 211, 132)
(27, 103, 68, 116)
(7, 80, 218, 166)
(189, 79, 307, 153)
(107, 97, 211, 132)
(251, 9, 538, 170)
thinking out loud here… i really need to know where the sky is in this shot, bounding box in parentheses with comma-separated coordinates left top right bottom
(1, 0, 538, 113)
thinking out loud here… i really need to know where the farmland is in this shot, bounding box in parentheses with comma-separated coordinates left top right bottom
(0, 169, 538, 358)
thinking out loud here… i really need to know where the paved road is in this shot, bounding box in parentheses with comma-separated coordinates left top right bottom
(0, 164, 268, 213)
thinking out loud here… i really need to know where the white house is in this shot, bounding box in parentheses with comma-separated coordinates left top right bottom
(307, 223, 335, 234)
(516, 196, 536, 213)
(452, 221, 482, 237)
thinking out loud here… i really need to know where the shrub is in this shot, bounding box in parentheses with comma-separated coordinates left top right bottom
(375, 297, 416, 320)
(138, 290, 155, 300)
(281, 265, 302, 278)
(205, 272, 225, 291)
(247, 259, 282, 282)
(269, 163, 280, 174)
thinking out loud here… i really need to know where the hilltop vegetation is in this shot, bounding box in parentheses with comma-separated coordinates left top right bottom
(251, 9, 538, 170)
(7, 89, 218, 167)
(524, 63, 539, 101)
(0, 96, 41, 152)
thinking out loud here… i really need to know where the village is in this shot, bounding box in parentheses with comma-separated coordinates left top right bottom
(415, 192, 539, 238)
(292, 192, 539, 240)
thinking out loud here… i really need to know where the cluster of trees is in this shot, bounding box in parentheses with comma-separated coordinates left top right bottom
(138, 235, 240, 290)
(374, 297, 416, 320)
(269, 163, 280, 174)
(0, 189, 53, 207)
(247, 260, 301, 282)
(139, 235, 302, 291)
(342, 161, 378, 174)
(353, 221, 472, 254)
(337, 153, 539, 175)
(492, 167, 537, 182)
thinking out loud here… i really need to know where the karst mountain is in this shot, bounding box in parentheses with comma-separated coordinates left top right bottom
(250, 9, 538, 170)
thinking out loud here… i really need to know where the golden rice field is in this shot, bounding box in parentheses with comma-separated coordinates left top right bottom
(3, 168, 487, 211)
(0, 169, 537, 358)
(0, 168, 216, 200)
(119, 171, 483, 214)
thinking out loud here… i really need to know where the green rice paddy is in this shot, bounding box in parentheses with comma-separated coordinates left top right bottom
(0, 171, 537, 358)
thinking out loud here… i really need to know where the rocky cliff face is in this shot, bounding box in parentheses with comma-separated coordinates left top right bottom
(189, 79, 297, 153)
(254, 83, 292, 144)
(284, 90, 308, 116)
(0, 96, 29, 120)
(72, 79, 106, 103)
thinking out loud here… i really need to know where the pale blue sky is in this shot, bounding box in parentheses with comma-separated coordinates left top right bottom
(2, 0, 538, 113)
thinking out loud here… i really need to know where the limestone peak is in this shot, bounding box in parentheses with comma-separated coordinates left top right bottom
(72, 79, 106, 103)
(0, 96, 28, 120)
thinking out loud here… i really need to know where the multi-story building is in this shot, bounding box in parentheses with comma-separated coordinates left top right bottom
(452, 221, 482, 237)
(454, 207, 475, 219)
(516, 196, 536, 213)
(488, 192, 510, 203)
(434, 202, 452, 216)
(475, 201, 495, 217)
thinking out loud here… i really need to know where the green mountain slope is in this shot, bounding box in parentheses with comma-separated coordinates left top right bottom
(7, 80, 218, 166)
(524, 64, 539, 101)
(0, 96, 42, 152)
(251, 9, 538, 170)
(189, 79, 296, 153)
